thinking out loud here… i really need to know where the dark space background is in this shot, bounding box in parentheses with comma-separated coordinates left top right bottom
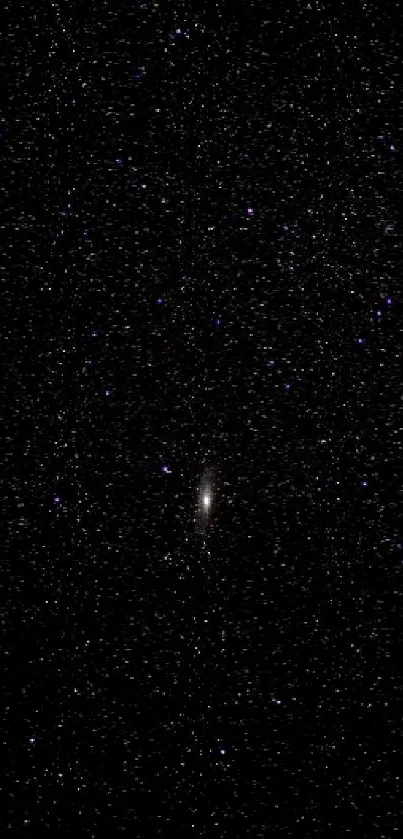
(2, 1, 403, 835)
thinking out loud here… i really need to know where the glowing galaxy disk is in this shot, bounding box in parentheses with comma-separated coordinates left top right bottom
(195, 465, 216, 535)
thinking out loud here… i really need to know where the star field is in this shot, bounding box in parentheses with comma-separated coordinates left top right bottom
(2, 1, 403, 836)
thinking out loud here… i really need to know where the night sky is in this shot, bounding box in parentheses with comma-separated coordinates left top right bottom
(3, 1, 403, 836)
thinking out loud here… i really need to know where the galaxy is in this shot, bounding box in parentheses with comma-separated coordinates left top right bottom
(3, 2, 403, 836)
(195, 465, 217, 538)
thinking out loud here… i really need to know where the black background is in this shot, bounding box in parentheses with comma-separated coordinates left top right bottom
(2, 1, 403, 835)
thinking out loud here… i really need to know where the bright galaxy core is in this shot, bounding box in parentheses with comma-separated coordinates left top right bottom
(203, 492, 211, 509)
